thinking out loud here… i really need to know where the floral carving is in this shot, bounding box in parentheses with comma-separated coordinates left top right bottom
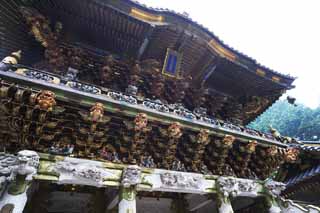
(36, 90, 56, 111)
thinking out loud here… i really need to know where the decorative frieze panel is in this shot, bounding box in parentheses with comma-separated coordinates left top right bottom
(141, 169, 211, 194)
(216, 176, 261, 198)
(39, 158, 121, 187)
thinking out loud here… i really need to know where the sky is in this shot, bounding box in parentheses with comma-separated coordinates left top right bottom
(137, 0, 320, 109)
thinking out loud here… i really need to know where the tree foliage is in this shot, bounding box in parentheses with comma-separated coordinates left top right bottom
(248, 100, 320, 141)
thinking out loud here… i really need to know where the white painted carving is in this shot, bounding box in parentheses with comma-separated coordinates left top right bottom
(11, 150, 39, 180)
(121, 165, 141, 187)
(218, 200, 234, 213)
(0, 151, 39, 183)
(269, 205, 281, 213)
(51, 159, 119, 187)
(118, 198, 136, 213)
(264, 180, 286, 197)
(160, 172, 202, 189)
(217, 177, 259, 198)
(279, 198, 320, 213)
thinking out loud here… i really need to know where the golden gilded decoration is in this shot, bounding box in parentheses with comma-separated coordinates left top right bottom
(208, 39, 237, 61)
(246, 140, 258, 153)
(162, 48, 182, 78)
(256, 68, 266, 77)
(89, 102, 105, 123)
(222, 135, 235, 147)
(2, 50, 22, 65)
(130, 8, 164, 22)
(134, 113, 148, 132)
(266, 145, 278, 156)
(197, 129, 210, 144)
(284, 148, 299, 163)
(168, 122, 183, 139)
(36, 90, 56, 111)
(272, 76, 281, 82)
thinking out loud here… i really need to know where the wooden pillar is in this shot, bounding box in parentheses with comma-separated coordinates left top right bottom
(118, 186, 136, 213)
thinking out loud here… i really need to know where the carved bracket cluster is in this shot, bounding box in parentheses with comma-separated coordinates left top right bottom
(0, 150, 39, 195)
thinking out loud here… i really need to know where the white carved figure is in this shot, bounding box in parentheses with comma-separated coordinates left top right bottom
(53, 161, 116, 187)
(160, 172, 202, 189)
(9, 150, 39, 181)
(219, 199, 234, 213)
(121, 165, 141, 188)
(268, 205, 281, 213)
(264, 179, 286, 197)
(217, 177, 259, 198)
(0, 153, 17, 177)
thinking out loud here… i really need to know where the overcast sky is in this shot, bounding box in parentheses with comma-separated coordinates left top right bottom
(137, 0, 320, 109)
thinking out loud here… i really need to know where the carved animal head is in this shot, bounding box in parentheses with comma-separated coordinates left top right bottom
(134, 113, 148, 131)
(90, 102, 104, 122)
(284, 148, 299, 163)
(246, 140, 258, 153)
(17, 150, 39, 168)
(197, 129, 210, 144)
(36, 90, 56, 111)
(222, 135, 235, 147)
(266, 146, 278, 156)
(2, 50, 21, 65)
(168, 122, 182, 139)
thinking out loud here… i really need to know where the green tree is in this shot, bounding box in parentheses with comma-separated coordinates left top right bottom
(248, 100, 320, 141)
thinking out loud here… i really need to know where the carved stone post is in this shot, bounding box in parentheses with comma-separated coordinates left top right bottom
(217, 195, 234, 213)
(118, 186, 136, 213)
(118, 165, 141, 213)
(216, 177, 236, 213)
(263, 180, 286, 213)
(267, 198, 281, 213)
(0, 150, 39, 213)
(0, 183, 33, 213)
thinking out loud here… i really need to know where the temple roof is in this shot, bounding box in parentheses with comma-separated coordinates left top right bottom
(0, 0, 296, 124)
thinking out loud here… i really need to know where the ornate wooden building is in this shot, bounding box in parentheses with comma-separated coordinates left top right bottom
(0, 0, 319, 212)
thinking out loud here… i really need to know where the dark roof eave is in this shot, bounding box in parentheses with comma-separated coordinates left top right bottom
(114, 0, 296, 82)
